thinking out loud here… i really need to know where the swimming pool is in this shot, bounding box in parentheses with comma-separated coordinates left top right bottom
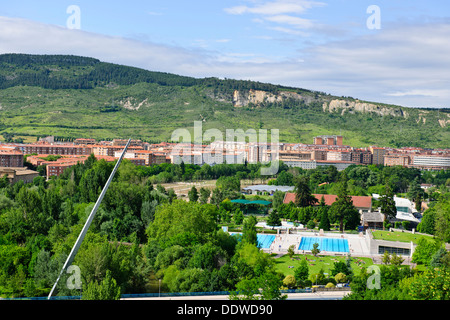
(298, 237, 349, 253)
(257, 234, 276, 249)
(231, 233, 276, 249)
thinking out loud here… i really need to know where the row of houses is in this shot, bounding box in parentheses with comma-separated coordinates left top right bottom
(0, 135, 449, 180)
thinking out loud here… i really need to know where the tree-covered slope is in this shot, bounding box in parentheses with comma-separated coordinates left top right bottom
(0, 53, 448, 148)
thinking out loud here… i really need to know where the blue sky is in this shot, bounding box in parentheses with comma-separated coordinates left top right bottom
(0, 1, 449, 108)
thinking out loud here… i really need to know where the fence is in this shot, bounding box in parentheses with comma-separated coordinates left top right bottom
(7, 289, 317, 300)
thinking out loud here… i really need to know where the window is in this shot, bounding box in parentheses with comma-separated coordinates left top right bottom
(378, 246, 410, 256)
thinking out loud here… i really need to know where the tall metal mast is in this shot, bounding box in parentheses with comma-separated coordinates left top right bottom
(48, 139, 131, 300)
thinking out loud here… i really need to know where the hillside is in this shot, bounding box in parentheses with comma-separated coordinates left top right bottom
(0, 53, 448, 148)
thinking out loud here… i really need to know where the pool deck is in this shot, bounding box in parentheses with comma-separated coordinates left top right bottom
(263, 231, 371, 257)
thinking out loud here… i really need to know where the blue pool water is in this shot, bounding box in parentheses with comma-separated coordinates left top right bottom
(231, 233, 275, 249)
(257, 234, 276, 249)
(298, 237, 349, 253)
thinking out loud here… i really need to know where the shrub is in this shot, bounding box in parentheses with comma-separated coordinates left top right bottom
(335, 272, 347, 283)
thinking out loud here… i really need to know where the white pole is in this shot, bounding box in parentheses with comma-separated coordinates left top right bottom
(48, 139, 131, 300)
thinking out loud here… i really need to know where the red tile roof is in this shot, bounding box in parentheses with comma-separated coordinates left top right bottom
(283, 193, 372, 208)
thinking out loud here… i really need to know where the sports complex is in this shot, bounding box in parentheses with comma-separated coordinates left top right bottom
(246, 221, 419, 260)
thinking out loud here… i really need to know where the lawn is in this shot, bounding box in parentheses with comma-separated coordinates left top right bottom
(273, 254, 373, 278)
(371, 230, 435, 244)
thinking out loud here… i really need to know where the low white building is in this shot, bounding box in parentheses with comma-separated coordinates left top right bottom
(372, 194, 420, 223)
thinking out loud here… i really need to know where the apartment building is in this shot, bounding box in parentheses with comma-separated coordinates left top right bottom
(0, 147, 24, 167)
(92, 145, 143, 157)
(411, 155, 450, 170)
(369, 146, 386, 165)
(351, 150, 373, 164)
(313, 135, 343, 146)
(73, 138, 97, 145)
(384, 153, 411, 167)
(112, 139, 144, 147)
(326, 150, 352, 162)
(24, 143, 92, 156)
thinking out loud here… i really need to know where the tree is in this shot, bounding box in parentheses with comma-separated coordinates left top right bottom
(272, 190, 285, 209)
(318, 203, 331, 231)
(417, 207, 436, 235)
(294, 258, 309, 285)
(330, 173, 359, 232)
(335, 272, 347, 284)
(242, 216, 258, 246)
(230, 271, 287, 300)
(146, 200, 217, 243)
(233, 209, 244, 225)
(412, 238, 441, 265)
(188, 186, 199, 202)
(434, 196, 450, 242)
(283, 274, 296, 288)
(294, 176, 317, 208)
(267, 210, 281, 229)
(379, 183, 397, 222)
(407, 178, 424, 212)
(199, 187, 211, 204)
(216, 176, 240, 192)
(409, 268, 450, 300)
(311, 243, 320, 256)
(82, 270, 121, 300)
(287, 245, 295, 259)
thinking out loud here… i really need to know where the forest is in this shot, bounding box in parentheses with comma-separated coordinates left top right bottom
(0, 53, 299, 93)
(0, 155, 449, 299)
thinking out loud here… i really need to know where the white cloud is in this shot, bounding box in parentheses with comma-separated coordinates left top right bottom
(265, 14, 314, 28)
(224, 0, 324, 34)
(225, 0, 324, 16)
(0, 16, 449, 108)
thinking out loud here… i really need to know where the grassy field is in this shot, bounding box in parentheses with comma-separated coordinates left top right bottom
(371, 230, 436, 244)
(273, 254, 373, 277)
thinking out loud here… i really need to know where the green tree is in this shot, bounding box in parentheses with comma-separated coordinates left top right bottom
(379, 183, 397, 221)
(267, 210, 281, 228)
(242, 215, 258, 246)
(188, 186, 199, 202)
(294, 258, 309, 285)
(230, 271, 286, 300)
(412, 238, 441, 265)
(199, 187, 211, 204)
(407, 178, 425, 212)
(311, 243, 320, 256)
(434, 196, 450, 242)
(417, 207, 436, 235)
(233, 209, 244, 225)
(82, 270, 121, 300)
(330, 173, 359, 232)
(146, 200, 217, 243)
(409, 268, 450, 300)
(294, 176, 317, 208)
(283, 274, 296, 288)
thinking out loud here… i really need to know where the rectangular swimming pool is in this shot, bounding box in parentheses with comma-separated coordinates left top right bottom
(231, 233, 276, 249)
(298, 237, 349, 253)
(257, 234, 276, 249)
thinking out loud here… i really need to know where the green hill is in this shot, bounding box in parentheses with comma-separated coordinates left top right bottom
(0, 53, 448, 148)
